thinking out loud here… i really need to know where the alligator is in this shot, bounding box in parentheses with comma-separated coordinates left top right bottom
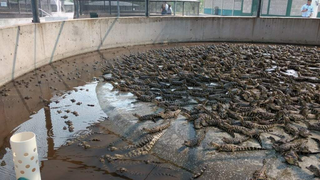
(304, 120, 320, 131)
(113, 131, 165, 159)
(284, 150, 301, 167)
(159, 109, 181, 119)
(306, 165, 320, 178)
(240, 119, 275, 131)
(142, 122, 171, 134)
(183, 130, 206, 148)
(298, 127, 312, 138)
(221, 136, 250, 145)
(133, 113, 162, 122)
(272, 140, 305, 153)
(250, 159, 268, 180)
(192, 165, 207, 179)
(209, 142, 267, 152)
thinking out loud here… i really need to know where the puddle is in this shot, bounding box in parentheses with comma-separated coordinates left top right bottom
(0, 42, 213, 180)
(0, 82, 107, 179)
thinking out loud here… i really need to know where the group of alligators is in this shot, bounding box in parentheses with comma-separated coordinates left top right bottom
(102, 44, 320, 179)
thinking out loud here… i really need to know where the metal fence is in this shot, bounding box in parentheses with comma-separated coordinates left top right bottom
(203, 0, 320, 18)
(0, 0, 73, 18)
(75, 0, 200, 17)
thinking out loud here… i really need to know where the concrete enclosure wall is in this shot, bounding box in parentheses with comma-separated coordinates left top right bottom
(0, 16, 320, 87)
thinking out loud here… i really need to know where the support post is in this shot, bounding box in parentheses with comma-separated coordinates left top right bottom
(221, 0, 223, 15)
(211, 0, 213, 14)
(232, 0, 235, 16)
(109, 0, 111, 15)
(39, 0, 42, 17)
(145, 0, 149, 16)
(197, 2, 199, 15)
(182, 1, 185, 16)
(79, 0, 82, 15)
(31, 0, 40, 23)
(48, 0, 51, 13)
(174, 1, 176, 16)
(18, 0, 21, 14)
(257, 0, 261, 17)
(73, 0, 79, 19)
(117, 0, 120, 17)
(7, 0, 11, 9)
(286, 0, 292, 17)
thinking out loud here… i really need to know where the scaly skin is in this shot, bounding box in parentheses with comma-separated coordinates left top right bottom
(133, 113, 162, 121)
(184, 130, 206, 148)
(143, 122, 171, 134)
(210, 142, 267, 152)
(273, 140, 305, 153)
(306, 165, 320, 177)
(284, 150, 301, 167)
(240, 119, 275, 131)
(192, 165, 207, 179)
(304, 120, 320, 131)
(114, 131, 165, 159)
(109, 134, 154, 151)
(298, 127, 312, 138)
(222, 136, 250, 145)
(250, 159, 268, 180)
(159, 109, 181, 119)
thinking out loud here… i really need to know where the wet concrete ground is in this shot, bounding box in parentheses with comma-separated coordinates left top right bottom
(0, 43, 208, 180)
(0, 43, 319, 180)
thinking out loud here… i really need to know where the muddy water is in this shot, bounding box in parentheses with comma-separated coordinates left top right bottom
(0, 43, 208, 180)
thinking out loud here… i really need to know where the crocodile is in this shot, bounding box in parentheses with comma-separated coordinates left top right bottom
(209, 142, 267, 152)
(306, 165, 320, 178)
(250, 159, 268, 180)
(283, 122, 299, 136)
(303, 120, 320, 131)
(183, 130, 206, 148)
(229, 102, 255, 112)
(114, 131, 165, 159)
(221, 136, 250, 145)
(133, 113, 162, 122)
(268, 135, 298, 145)
(273, 140, 305, 153)
(142, 122, 171, 134)
(284, 150, 301, 167)
(159, 109, 181, 119)
(240, 119, 275, 131)
(218, 123, 236, 138)
(298, 127, 312, 138)
(192, 165, 207, 179)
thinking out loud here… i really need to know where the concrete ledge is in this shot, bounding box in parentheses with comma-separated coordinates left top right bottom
(0, 16, 319, 87)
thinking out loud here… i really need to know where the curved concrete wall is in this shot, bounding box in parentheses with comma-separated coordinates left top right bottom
(0, 16, 319, 86)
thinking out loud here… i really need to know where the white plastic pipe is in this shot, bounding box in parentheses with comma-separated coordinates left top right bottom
(10, 132, 41, 180)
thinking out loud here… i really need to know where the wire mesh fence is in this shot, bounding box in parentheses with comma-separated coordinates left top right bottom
(0, 0, 200, 19)
(203, 0, 320, 18)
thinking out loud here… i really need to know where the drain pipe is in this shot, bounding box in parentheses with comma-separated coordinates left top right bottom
(117, 0, 120, 17)
(10, 132, 41, 180)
